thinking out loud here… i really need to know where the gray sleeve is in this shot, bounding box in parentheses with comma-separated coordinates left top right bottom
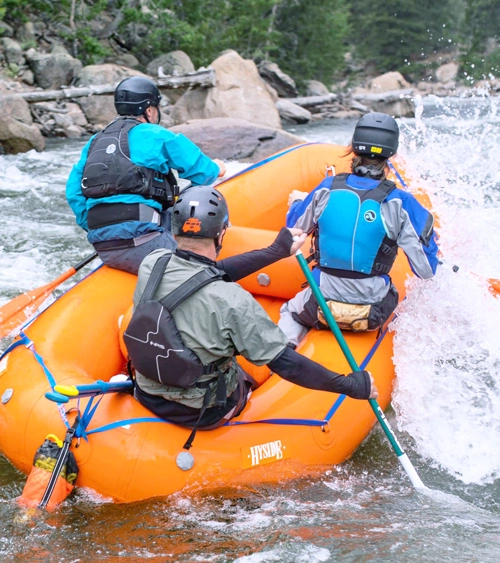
(382, 200, 435, 279)
(292, 188, 332, 233)
(224, 286, 289, 365)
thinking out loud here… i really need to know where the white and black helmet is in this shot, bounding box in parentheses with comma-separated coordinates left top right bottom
(172, 186, 229, 239)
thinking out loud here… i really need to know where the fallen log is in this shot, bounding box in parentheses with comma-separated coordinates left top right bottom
(351, 88, 414, 103)
(282, 93, 338, 107)
(5, 68, 216, 103)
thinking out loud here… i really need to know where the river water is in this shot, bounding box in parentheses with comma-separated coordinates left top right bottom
(1, 97, 500, 562)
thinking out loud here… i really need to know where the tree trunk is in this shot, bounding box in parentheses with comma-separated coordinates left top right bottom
(283, 93, 338, 107)
(6, 69, 216, 104)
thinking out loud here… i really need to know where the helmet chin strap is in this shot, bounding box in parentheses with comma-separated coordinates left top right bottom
(215, 239, 222, 256)
(142, 105, 161, 125)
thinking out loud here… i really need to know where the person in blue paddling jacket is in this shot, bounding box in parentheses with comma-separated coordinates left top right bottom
(125, 185, 378, 450)
(66, 76, 226, 274)
(279, 112, 439, 347)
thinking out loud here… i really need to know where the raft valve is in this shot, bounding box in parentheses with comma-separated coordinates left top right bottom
(176, 451, 195, 471)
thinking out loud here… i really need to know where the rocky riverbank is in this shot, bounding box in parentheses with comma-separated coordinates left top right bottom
(0, 36, 498, 160)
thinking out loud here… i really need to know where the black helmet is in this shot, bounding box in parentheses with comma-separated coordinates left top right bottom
(172, 186, 229, 239)
(114, 76, 162, 116)
(352, 112, 399, 158)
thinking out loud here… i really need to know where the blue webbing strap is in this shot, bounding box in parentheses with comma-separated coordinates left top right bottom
(0, 334, 31, 361)
(78, 322, 392, 435)
(387, 160, 407, 189)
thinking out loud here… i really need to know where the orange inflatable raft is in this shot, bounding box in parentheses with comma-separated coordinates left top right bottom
(0, 143, 422, 503)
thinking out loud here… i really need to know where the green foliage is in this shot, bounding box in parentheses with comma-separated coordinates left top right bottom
(74, 26, 112, 65)
(273, 0, 349, 85)
(348, 0, 459, 74)
(460, 0, 500, 80)
(131, 0, 282, 68)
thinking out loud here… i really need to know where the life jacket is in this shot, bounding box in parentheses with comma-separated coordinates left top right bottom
(316, 173, 398, 279)
(81, 117, 179, 209)
(124, 252, 231, 403)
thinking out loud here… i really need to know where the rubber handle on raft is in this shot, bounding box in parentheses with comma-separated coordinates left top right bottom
(44, 391, 70, 404)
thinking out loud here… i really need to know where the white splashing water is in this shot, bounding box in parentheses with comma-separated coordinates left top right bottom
(390, 96, 500, 484)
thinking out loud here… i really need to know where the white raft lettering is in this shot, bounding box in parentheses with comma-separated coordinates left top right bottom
(249, 440, 284, 466)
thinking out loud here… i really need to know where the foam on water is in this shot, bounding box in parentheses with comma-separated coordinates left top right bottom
(388, 97, 500, 484)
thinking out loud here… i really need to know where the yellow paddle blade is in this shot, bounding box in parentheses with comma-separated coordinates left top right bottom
(54, 385, 79, 397)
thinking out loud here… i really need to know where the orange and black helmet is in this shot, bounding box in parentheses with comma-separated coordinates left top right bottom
(172, 185, 229, 239)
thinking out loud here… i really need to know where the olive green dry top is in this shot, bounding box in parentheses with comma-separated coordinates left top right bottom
(133, 249, 289, 409)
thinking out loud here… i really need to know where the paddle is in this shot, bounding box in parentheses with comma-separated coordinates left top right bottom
(45, 380, 134, 403)
(295, 249, 426, 490)
(0, 252, 98, 339)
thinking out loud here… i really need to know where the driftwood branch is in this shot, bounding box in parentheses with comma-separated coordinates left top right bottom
(7, 68, 216, 104)
(282, 93, 338, 107)
(351, 88, 414, 103)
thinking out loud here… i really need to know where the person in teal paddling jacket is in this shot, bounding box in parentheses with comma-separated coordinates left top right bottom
(66, 76, 225, 274)
(126, 185, 377, 449)
(279, 112, 439, 346)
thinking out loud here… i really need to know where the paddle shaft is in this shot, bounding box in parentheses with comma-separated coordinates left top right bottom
(45, 380, 134, 403)
(39, 419, 78, 509)
(0, 252, 98, 338)
(295, 250, 425, 489)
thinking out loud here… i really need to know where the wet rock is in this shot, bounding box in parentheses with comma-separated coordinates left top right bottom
(0, 95, 45, 153)
(1, 38, 23, 66)
(77, 95, 116, 126)
(113, 53, 141, 69)
(26, 50, 82, 89)
(305, 80, 329, 97)
(147, 51, 195, 77)
(75, 63, 146, 87)
(171, 50, 281, 129)
(368, 71, 411, 93)
(435, 62, 458, 84)
(170, 117, 304, 162)
(258, 61, 298, 98)
(20, 69, 35, 86)
(276, 99, 312, 124)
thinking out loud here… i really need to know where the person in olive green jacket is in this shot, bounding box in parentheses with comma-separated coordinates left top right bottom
(132, 185, 377, 436)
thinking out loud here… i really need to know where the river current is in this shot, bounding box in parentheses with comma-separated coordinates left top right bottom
(0, 97, 500, 562)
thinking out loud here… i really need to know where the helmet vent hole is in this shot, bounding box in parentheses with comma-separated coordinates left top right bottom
(189, 206, 196, 217)
(209, 199, 219, 207)
(208, 212, 216, 216)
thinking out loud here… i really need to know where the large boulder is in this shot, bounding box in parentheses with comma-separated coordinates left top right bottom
(75, 63, 146, 87)
(435, 62, 458, 84)
(0, 95, 45, 153)
(305, 80, 329, 97)
(26, 50, 82, 89)
(77, 95, 116, 127)
(258, 61, 298, 98)
(146, 51, 195, 77)
(276, 99, 311, 124)
(171, 51, 281, 129)
(169, 117, 304, 162)
(368, 71, 410, 93)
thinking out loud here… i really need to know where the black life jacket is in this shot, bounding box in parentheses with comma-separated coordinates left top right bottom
(124, 253, 230, 392)
(81, 118, 179, 208)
